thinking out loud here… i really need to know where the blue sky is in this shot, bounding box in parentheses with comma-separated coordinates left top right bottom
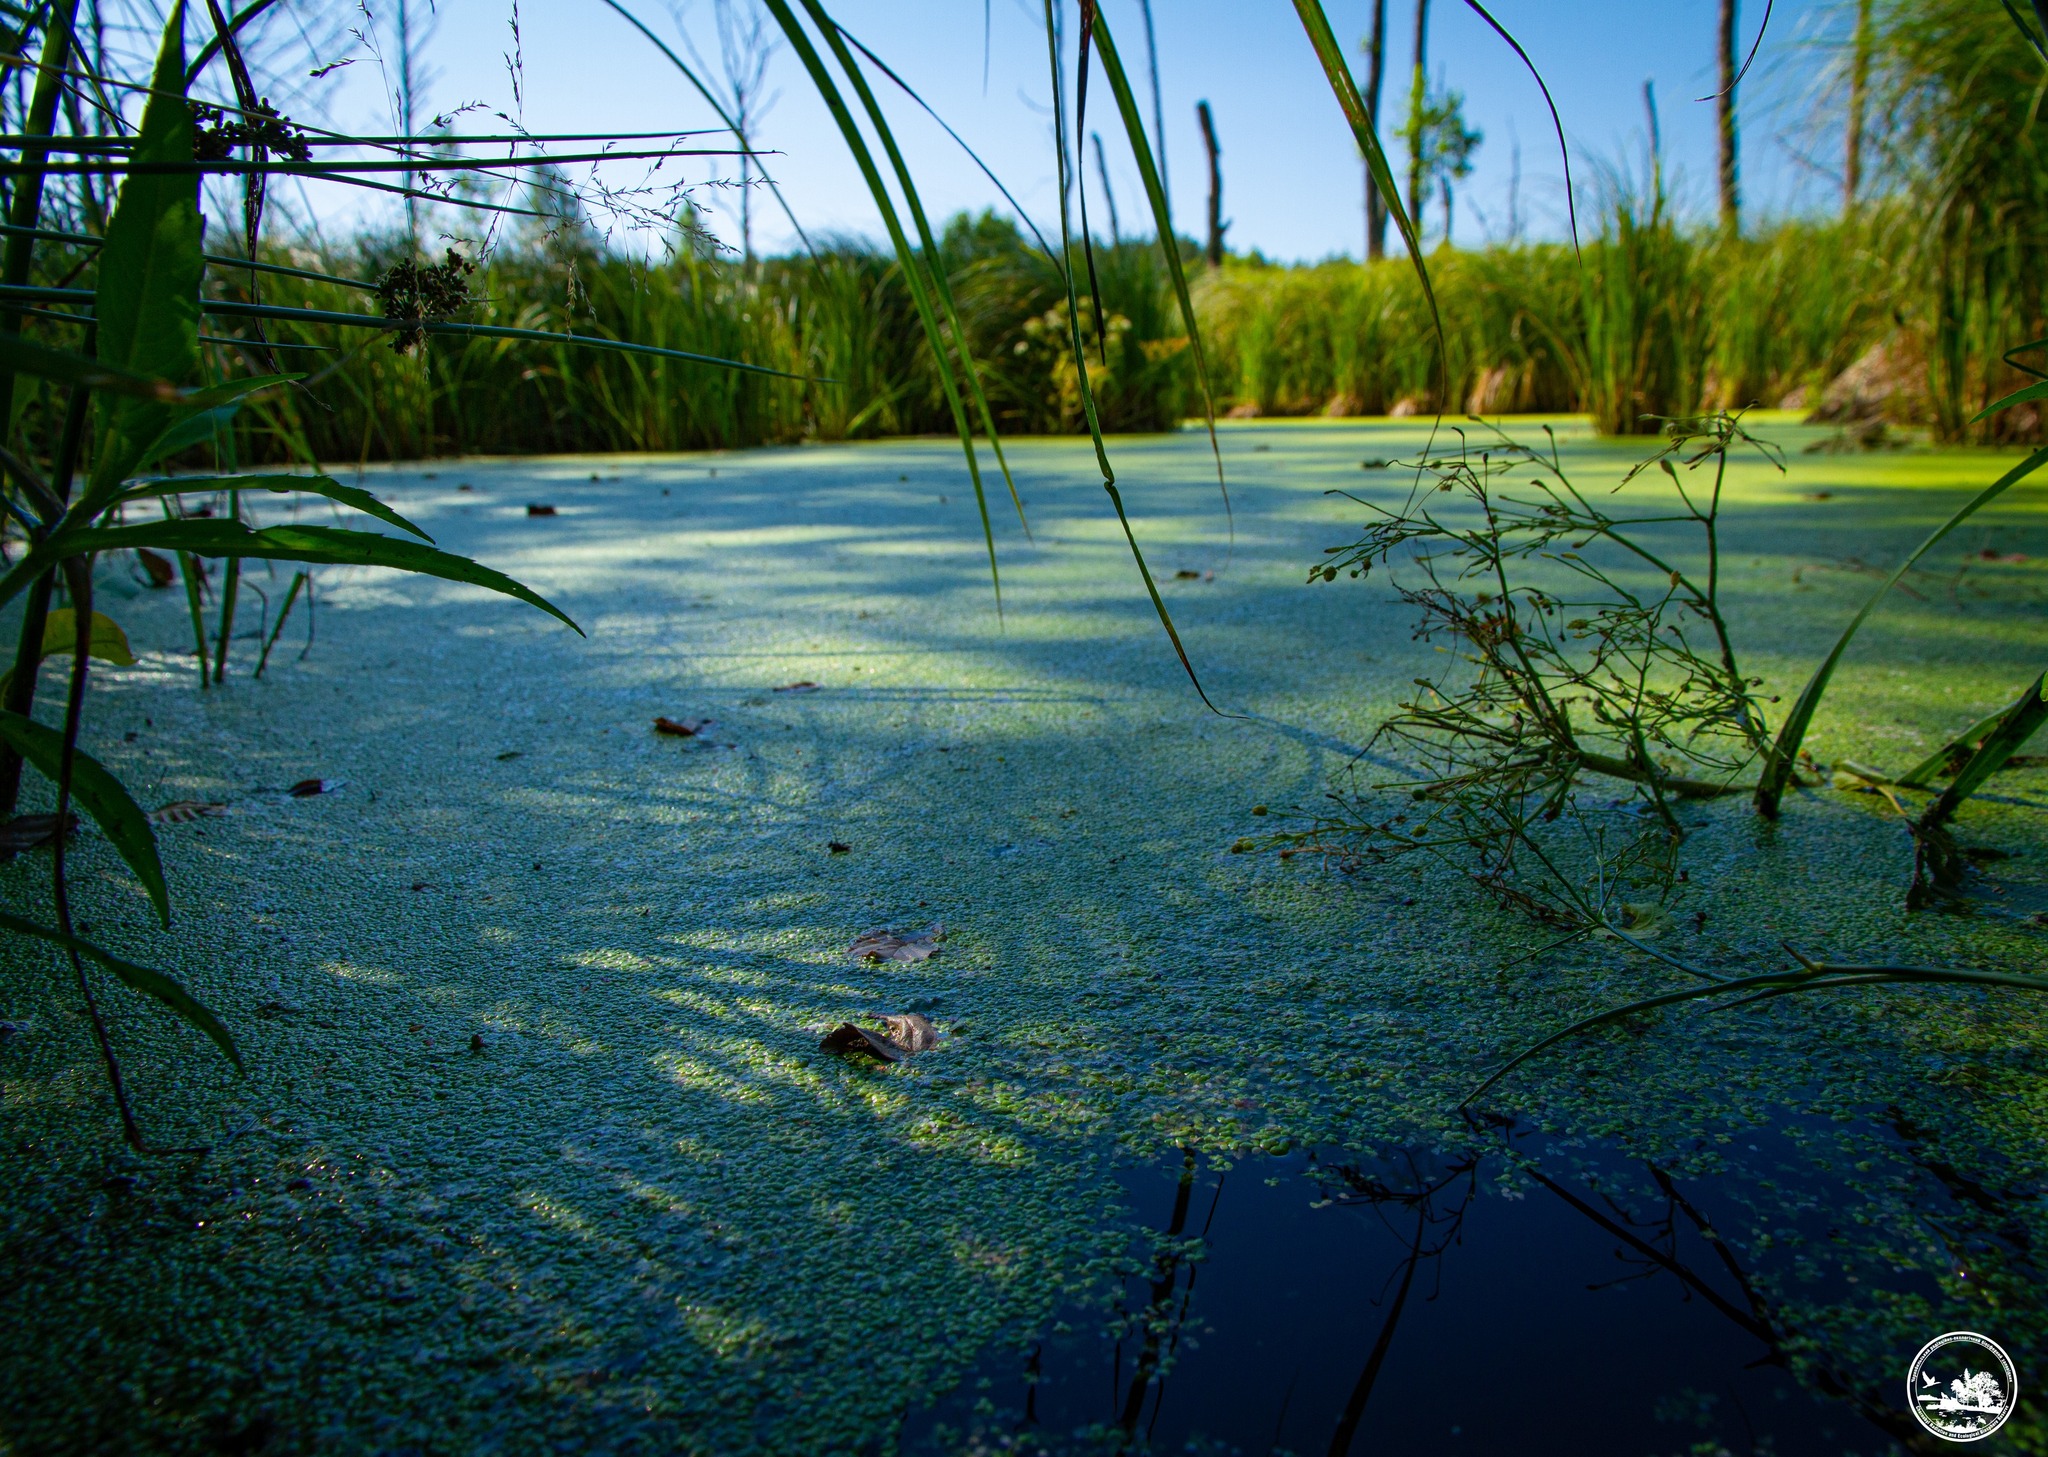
(269, 0, 1855, 261)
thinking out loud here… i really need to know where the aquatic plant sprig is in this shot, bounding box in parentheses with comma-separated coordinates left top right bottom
(1278, 414, 1781, 916)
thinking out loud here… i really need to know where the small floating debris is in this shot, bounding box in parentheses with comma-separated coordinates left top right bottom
(820, 1012, 941, 1063)
(849, 923, 944, 963)
(653, 716, 712, 738)
(148, 800, 227, 825)
(526, 504, 557, 517)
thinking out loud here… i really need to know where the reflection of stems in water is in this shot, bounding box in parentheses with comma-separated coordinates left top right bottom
(1526, 1155, 1936, 1453)
(1326, 1152, 1482, 1455)
(1111, 1147, 1225, 1446)
(1326, 1201, 1426, 1457)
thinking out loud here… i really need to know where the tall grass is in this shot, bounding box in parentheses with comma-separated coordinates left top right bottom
(208, 212, 1192, 465)
(1198, 207, 1900, 433)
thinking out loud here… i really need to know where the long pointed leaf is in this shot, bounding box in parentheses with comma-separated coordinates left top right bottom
(0, 331, 177, 400)
(1087, 9, 1231, 532)
(118, 472, 431, 541)
(801, 0, 1030, 540)
(0, 909, 240, 1069)
(1756, 445, 2048, 813)
(45, 520, 581, 633)
(758, 0, 1006, 611)
(0, 710, 168, 926)
(89, 0, 200, 503)
(1291, 0, 1444, 401)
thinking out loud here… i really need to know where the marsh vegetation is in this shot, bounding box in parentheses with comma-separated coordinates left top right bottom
(0, 0, 2045, 1452)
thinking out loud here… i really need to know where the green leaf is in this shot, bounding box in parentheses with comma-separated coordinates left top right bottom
(88, 0, 201, 504)
(0, 711, 168, 927)
(117, 473, 433, 542)
(1924, 673, 2048, 832)
(0, 909, 239, 1069)
(1291, 0, 1444, 390)
(132, 403, 237, 470)
(1756, 445, 2048, 814)
(1971, 379, 2048, 424)
(1086, 9, 1231, 522)
(41, 607, 135, 666)
(0, 332, 178, 401)
(759, 0, 1008, 610)
(50, 520, 582, 634)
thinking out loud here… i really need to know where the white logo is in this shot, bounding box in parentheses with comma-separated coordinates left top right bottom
(1909, 1331, 2018, 1442)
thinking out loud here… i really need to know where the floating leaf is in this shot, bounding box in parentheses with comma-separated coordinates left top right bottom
(827, 840, 851, 854)
(653, 716, 712, 737)
(149, 800, 226, 824)
(0, 813, 77, 856)
(526, 504, 557, 517)
(820, 1012, 941, 1063)
(0, 712, 168, 926)
(849, 923, 944, 963)
(39, 609, 137, 667)
(288, 778, 340, 797)
(774, 681, 819, 694)
(136, 547, 177, 587)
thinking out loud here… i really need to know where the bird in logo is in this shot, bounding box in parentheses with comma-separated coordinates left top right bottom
(1922, 1372, 1942, 1387)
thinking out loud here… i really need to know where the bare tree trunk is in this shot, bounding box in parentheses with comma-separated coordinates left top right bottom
(1363, 0, 1388, 260)
(1138, 0, 1170, 228)
(1717, 0, 1740, 234)
(1845, 0, 1871, 212)
(1197, 99, 1224, 267)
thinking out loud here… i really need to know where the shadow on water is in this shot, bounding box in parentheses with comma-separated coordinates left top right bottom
(901, 1115, 2018, 1457)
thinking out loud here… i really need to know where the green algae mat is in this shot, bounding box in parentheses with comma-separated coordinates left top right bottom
(3, 417, 2046, 1454)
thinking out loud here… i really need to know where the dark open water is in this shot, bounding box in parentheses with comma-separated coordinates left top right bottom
(902, 1115, 2024, 1457)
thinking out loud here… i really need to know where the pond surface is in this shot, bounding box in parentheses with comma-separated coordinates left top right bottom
(913, 1117, 1974, 1456)
(2, 421, 2044, 1453)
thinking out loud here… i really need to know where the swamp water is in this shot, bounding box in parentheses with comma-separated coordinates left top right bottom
(2, 423, 2044, 1453)
(910, 1113, 2019, 1456)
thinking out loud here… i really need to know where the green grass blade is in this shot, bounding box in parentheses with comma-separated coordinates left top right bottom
(1924, 672, 2048, 830)
(829, 22, 1064, 263)
(1043, 0, 1215, 709)
(1899, 693, 2039, 787)
(594, 0, 821, 260)
(50, 520, 582, 634)
(1972, 378, 2048, 423)
(198, 300, 821, 381)
(1454, 1, 1580, 249)
(0, 332, 177, 400)
(117, 472, 433, 542)
(760, 0, 1006, 611)
(0, 908, 241, 1069)
(88, 0, 200, 503)
(802, 0, 1030, 538)
(0, 709, 168, 927)
(1290, 0, 1445, 398)
(1756, 444, 2048, 814)
(1087, 9, 1230, 533)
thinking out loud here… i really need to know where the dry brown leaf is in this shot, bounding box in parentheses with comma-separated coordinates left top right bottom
(149, 800, 227, 825)
(774, 681, 820, 693)
(135, 547, 176, 588)
(848, 923, 944, 963)
(0, 813, 75, 855)
(653, 716, 712, 737)
(288, 778, 341, 798)
(820, 1012, 941, 1063)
